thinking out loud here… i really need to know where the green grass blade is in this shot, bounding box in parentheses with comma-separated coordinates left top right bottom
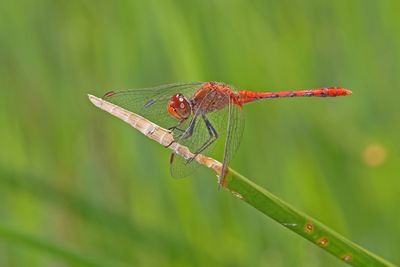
(224, 169, 395, 267)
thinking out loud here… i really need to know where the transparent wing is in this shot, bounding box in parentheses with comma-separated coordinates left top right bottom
(103, 81, 244, 180)
(104, 82, 209, 178)
(170, 88, 244, 179)
(220, 98, 245, 183)
(169, 116, 211, 178)
(103, 82, 204, 128)
(170, 88, 223, 178)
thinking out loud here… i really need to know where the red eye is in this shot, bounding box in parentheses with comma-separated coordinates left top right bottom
(167, 93, 191, 120)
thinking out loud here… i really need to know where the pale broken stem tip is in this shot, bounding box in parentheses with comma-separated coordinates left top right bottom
(88, 94, 223, 180)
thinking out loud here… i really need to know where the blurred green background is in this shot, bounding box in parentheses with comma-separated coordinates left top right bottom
(0, 0, 399, 266)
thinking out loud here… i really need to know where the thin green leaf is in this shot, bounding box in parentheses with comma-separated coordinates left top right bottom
(224, 169, 395, 267)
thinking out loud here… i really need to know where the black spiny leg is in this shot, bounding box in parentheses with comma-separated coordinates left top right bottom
(168, 116, 198, 165)
(186, 114, 218, 164)
(165, 116, 197, 148)
(168, 120, 186, 134)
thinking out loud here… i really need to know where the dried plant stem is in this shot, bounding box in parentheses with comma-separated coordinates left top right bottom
(88, 94, 223, 175)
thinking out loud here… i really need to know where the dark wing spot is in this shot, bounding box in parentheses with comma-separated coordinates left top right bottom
(144, 99, 156, 108)
(170, 153, 175, 164)
(103, 91, 115, 98)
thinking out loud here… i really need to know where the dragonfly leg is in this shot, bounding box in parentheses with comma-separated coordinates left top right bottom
(186, 114, 218, 165)
(165, 116, 197, 148)
(170, 127, 185, 133)
(167, 120, 186, 133)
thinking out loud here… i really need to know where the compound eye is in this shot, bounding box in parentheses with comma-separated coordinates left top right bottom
(167, 93, 191, 120)
(176, 95, 188, 109)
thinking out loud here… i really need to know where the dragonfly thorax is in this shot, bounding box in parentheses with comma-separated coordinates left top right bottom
(167, 93, 192, 121)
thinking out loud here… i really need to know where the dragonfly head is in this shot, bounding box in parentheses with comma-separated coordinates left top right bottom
(168, 93, 191, 120)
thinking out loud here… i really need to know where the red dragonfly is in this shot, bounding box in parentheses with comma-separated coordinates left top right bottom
(103, 82, 351, 185)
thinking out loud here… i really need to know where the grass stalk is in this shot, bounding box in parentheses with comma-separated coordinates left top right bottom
(89, 94, 395, 267)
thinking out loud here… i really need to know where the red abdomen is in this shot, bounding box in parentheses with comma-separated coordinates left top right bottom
(237, 87, 352, 105)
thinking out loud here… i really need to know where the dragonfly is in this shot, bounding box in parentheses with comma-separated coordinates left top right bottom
(103, 82, 352, 185)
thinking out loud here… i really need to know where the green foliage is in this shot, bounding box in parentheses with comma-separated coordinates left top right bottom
(0, 0, 399, 266)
